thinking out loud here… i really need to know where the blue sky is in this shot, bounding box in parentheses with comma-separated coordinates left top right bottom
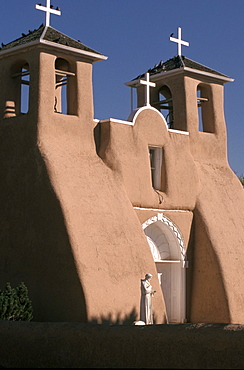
(1, 0, 243, 175)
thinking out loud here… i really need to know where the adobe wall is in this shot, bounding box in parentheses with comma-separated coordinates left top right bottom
(1, 101, 243, 324)
(99, 105, 244, 324)
(0, 51, 169, 323)
(0, 110, 167, 323)
(191, 162, 244, 323)
(0, 45, 243, 326)
(184, 75, 244, 323)
(0, 321, 243, 369)
(99, 107, 198, 210)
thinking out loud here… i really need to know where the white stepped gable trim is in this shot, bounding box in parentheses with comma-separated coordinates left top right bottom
(142, 213, 186, 258)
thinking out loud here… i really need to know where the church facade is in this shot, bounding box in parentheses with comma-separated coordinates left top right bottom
(0, 21, 243, 324)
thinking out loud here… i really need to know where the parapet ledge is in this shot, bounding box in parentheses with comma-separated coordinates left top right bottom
(168, 128, 189, 136)
(94, 104, 189, 136)
(95, 106, 165, 127)
(94, 118, 134, 126)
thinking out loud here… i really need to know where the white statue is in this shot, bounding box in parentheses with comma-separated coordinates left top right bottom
(140, 273, 156, 325)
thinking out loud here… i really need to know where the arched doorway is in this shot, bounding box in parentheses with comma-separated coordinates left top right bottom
(142, 213, 187, 323)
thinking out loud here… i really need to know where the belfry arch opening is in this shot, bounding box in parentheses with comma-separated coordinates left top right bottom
(54, 57, 77, 115)
(142, 214, 187, 323)
(5, 61, 30, 117)
(197, 83, 215, 133)
(153, 85, 173, 129)
(20, 63, 30, 114)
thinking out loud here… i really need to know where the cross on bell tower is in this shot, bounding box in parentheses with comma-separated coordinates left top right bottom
(170, 27, 189, 56)
(139, 73, 156, 106)
(36, 0, 61, 27)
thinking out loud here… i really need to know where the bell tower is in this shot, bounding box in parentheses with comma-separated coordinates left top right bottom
(125, 27, 233, 164)
(0, 3, 112, 322)
(0, 0, 107, 128)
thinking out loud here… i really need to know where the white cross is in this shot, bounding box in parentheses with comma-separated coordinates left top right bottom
(35, 1, 61, 27)
(170, 27, 189, 56)
(139, 73, 156, 106)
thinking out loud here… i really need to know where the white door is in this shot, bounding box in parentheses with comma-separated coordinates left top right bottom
(156, 262, 171, 318)
(156, 261, 182, 323)
(144, 216, 186, 323)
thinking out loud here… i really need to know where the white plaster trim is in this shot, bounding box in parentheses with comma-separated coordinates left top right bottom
(39, 39, 108, 61)
(168, 128, 189, 135)
(41, 26, 49, 40)
(0, 39, 107, 62)
(134, 206, 190, 213)
(142, 213, 186, 258)
(183, 67, 234, 83)
(0, 40, 41, 58)
(98, 118, 134, 126)
(127, 106, 168, 128)
(97, 106, 168, 128)
(96, 115, 189, 136)
(125, 66, 233, 87)
(154, 259, 181, 263)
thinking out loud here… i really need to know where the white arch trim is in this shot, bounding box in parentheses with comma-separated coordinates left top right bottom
(96, 106, 189, 136)
(97, 106, 168, 128)
(142, 213, 186, 260)
(127, 106, 168, 128)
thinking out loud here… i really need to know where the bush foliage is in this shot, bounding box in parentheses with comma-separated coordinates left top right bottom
(0, 282, 33, 321)
(238, 174, 244, 187)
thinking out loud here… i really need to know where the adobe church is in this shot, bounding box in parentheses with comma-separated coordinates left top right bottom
(0, 3, 243, 325)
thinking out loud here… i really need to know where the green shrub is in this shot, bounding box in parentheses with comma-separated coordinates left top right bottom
(238, 174, 244, 187)
(0, 282, 33, 321)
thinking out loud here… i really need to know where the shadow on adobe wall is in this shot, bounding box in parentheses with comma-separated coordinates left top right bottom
(186, 209, 231, 323)
(89, 307, 138, 325)
(0, 117, 87, 322)
(89, 307, 161, 325)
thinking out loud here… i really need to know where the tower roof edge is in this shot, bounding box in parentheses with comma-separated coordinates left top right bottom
(0, 24, 107, 61)
(127, 55, 232, 84)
